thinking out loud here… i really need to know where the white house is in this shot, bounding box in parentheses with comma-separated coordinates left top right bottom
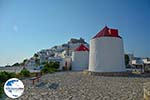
(142, 58, 150, 64)
(72, 44, 89, 71)
(132, 58, 150, 65)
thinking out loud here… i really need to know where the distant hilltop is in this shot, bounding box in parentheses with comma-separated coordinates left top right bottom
(68, 38, 87, 44)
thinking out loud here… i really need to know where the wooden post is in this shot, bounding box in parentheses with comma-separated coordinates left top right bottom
(32, 80, 35, 85)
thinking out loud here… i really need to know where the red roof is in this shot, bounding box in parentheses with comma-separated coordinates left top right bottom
(75, 44, 89, 51)
(92, 26, 121, 39)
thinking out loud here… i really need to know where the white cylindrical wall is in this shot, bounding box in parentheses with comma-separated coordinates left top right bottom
(89, 37, 126, 72)
(72, 51, 89, 71)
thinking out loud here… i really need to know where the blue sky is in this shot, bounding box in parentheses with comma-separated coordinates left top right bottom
(0, 0, 150, 66)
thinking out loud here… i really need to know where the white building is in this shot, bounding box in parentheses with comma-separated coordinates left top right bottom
(142, 58, 150, 64)
(131, 58, 143, 65)
(72, 44, 89, 71)
(89, 26, 126, 72)
(132, 58, 150, 65)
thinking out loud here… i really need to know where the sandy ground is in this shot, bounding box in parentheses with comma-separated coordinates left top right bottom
(5, 71, 150, 100)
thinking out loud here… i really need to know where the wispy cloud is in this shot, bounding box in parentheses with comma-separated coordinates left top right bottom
(13, 25, 18, 32)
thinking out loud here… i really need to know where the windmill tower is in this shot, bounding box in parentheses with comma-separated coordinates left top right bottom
(89, 26, 126, 72)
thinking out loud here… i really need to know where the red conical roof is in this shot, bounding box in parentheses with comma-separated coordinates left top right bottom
(75, 44, 89, 51)
(92, 26, 121, 39)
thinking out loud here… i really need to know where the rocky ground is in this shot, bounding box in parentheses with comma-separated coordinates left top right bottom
(6, 71, 150, 100)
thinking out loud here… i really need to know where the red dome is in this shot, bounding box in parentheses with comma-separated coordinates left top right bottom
(92, 26, 121, 39)
(75, 44, 89, 51)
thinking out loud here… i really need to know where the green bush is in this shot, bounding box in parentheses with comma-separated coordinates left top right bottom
(41, 67, 56, 73)
(20, 68, 30, 77)
(41, 62, 59, 74)
(49, 62, 59, 69)
(0, 71, 16, 83)
(0, 84, 3, 98)
(0, 71, 16, 98)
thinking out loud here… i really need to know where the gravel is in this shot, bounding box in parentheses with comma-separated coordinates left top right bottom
(6, 71, 150, 100)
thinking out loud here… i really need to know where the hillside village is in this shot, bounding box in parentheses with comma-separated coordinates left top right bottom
(21, 38, 89, 71)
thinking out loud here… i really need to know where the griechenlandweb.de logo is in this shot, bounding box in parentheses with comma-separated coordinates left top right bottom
(4, 78, 24, 99)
